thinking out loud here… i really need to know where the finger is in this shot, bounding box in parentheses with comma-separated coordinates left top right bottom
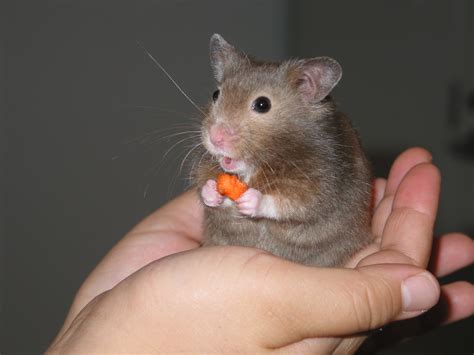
(429, 233, 474, 277)
(365, 163, 440, 269)
(384, 163, 440, 266)
(413, 281, 474, 330)
(434, 281, 474, 325)
(384, 147, 432, 196)
(371, 193, 392, 240)
(372, 147, 432, 238)
(255, 260, 439, 347)
(354, 281, 473, 353)
(373, 178, 387, 209)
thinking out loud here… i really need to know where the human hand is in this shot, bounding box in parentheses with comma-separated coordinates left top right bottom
(48, 148, 473, 353)
(343, 148, 474, 352)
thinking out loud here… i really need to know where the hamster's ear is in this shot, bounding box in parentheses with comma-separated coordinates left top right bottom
(297, 57, 342, 102)
(210, 34, 246, 83)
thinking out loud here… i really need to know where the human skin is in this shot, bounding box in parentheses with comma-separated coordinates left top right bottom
(48, 147, 473, 353)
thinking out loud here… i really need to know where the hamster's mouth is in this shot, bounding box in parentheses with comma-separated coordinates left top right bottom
(219, 156, 245, 173)
(202, 132, 248, 173)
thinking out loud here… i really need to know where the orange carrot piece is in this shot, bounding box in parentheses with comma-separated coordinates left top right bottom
(216, 173, 248, 201)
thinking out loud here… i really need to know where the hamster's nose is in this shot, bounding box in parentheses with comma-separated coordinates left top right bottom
(209, 124, 236, 148)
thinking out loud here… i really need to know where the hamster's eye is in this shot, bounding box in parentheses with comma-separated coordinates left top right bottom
(252, 96, 271, 113)
(212, 90, 220, 102)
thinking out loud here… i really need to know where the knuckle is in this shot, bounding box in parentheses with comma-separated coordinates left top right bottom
(349, 276, 398, 331)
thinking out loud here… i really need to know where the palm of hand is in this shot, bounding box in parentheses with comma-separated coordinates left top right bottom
(54, 148, 473, 353)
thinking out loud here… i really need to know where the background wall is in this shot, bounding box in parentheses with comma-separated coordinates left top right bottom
(2, 0, 472, 353)
(2, 0, 291, 352)
(1, 0, 7, 346)
(288, 3, 473, 354)
(291, 0, 474, 236)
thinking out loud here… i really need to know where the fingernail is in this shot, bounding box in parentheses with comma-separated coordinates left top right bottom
(401, 272, 440, 312)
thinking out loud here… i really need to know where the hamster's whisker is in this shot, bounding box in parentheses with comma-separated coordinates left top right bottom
(288, 160, 318, 190)
(124, 125, 200, 145)
(263, 161, 283, 197)
(261, 163, 273, 193)
(188, 149, 209, 183)
(147, 132, 202, 145)
(162, 136, 201, 159)
(263, 160, 275, 175)
(144, 135, 201, 152)
(137, 41, 206, 116)
(143, 183, 150, 198)
(145, 140, 198, 181)
(197, 150, 211, 169)
(161, 130, 202, 139)
(179, 142, 203, 176)
(141, 137, 198, 180)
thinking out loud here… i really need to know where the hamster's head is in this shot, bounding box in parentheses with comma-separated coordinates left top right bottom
(202, 34, 342, 179)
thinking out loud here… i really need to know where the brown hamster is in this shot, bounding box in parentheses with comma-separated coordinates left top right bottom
(193, 34, 373, 267)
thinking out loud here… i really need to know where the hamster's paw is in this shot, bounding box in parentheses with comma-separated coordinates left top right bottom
(236, 188, 262, 217)
(201, 179, 224, 207)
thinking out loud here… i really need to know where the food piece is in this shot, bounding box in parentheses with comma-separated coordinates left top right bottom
(216, 173, 248, 201)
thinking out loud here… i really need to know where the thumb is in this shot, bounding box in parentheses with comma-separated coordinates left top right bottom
(257, 262, 440, 344)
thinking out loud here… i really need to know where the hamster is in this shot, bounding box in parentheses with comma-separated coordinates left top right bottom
(192, 34, 373, 267)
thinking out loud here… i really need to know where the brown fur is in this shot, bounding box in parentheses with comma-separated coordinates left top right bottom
(192, 35, 373, 267)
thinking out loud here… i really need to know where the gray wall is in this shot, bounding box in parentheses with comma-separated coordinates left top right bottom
(3, 0, 290, 352)
(291, 2, 473, 354)
(291, 1, 474, 235)
(1, 0, 7, 346)
(3, 0, 473, 353)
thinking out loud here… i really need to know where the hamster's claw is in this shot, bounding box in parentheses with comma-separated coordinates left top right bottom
(201, 179, 224, 207)
(236, 188, 262, 217)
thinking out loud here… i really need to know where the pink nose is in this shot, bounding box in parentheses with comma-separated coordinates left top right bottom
(209, 124, 236, 148)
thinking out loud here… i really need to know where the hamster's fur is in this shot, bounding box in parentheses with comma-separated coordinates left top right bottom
(193, 34, 373, 267)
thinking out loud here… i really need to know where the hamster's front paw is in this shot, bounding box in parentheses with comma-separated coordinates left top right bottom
(201, 179, 224, 207)
(236, 188, 262, 217)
